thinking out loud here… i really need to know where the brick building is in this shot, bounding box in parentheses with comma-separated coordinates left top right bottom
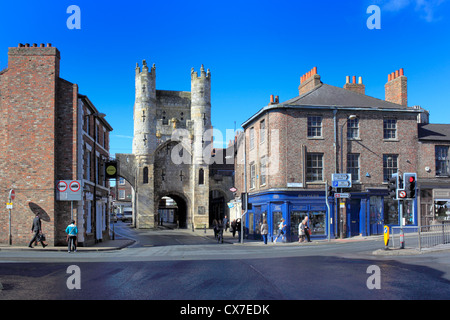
(235, 67, 435, 241)
(0, 43, 113, 246)
(418, 123, 450, 226)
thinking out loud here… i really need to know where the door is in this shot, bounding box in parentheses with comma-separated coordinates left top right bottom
(348, 199, 361, 237)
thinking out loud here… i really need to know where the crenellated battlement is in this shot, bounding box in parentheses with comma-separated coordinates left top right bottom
(136, 59, 156, 77)
(191, 64, 211, 80)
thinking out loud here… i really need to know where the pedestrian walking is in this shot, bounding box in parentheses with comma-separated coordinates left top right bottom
(303, 216, 312, 242)
(261, 219, 269, 244)
(231, 219, 236, 237)
(65, 220, 78, 253)
(298, 219, 306, 243)
(273, 218, 286, 243)
(223, 215, 229, 231)
(236, 218, 242, 241)
(28, 213, 47, 248)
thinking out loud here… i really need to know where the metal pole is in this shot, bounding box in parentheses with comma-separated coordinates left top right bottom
(8, 208, 12, 245)
(241, 132, 247, 244)
(8, 190, 12, 245)
(325, 181, 330, 242)
(399, 200, 405, 249)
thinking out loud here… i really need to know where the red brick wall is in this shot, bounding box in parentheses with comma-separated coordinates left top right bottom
(0, 44, 60, 245)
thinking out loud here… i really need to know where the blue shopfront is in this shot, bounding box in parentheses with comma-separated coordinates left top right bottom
(245, 189, 417, 242)
(246, 190, 335, 242)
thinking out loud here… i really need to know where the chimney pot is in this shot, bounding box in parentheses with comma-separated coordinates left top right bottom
(395, 70, 399, 78)
(399, 68, 404, 76)
(346, 76, 350, 83)
(352, 76, 356, 84)
(275, 95, 279, 103)
(47, 43, 52, 47)
(270, 95, 274, 104)
(358, 76, 363, 84)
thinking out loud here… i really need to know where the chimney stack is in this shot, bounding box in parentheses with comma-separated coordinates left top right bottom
(269, 95, 279, 105)
(343, 75, 365, 95)
(385, 68, 407, 106)
(298, 67, 321, 96)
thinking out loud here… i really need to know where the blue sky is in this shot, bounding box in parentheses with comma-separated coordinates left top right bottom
(1, 0, 450, 155)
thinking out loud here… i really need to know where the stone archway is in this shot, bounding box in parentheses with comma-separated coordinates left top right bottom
(209, 189, 229, 227)
(156, 192, 189, 228)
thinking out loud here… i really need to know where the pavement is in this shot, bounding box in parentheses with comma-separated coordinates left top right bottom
(1, 223, 449, 256)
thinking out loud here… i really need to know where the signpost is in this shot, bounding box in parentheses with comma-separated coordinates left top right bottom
(7, 189, 14, 245)
(56, 180, 82, 220)
(332, 174, 351, 238)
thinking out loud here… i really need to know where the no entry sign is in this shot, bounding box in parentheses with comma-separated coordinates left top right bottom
(56, 180, 82, 201)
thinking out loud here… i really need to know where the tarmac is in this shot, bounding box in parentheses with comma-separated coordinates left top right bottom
(1, 223, 449, 256)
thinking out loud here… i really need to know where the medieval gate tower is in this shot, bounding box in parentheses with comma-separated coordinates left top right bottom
(117, 61, 231, 229)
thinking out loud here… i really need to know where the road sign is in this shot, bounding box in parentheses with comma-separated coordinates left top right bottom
(334, 193, 350, 198)
(6, 203, 13, 209)
(332, 173, 352, 188)
(8, 189, 15, 201)
(397, 189, 407, 199)
(56, 180, 82, 201)
(57, 180, 68, 192)
(69, 180, 81, 192)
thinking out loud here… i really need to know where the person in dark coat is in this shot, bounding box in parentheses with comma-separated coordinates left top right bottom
(28, 213, 47, 248)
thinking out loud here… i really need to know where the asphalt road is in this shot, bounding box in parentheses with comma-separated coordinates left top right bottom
(0, 223, 449, 303)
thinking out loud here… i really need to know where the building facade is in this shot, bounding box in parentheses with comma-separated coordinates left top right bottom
(0, 43, 112, 246)
(116, 62, 234, 229)
(235, 67, 434, 241)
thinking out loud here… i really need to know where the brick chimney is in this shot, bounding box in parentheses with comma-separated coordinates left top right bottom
(385, 68, 407, 106)
(344, 75, 365, 95)
(269, 94, 279, 105)
(298, 67, 321, 96)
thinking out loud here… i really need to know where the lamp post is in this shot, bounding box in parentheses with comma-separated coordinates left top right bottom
(338, 115, 357, 238)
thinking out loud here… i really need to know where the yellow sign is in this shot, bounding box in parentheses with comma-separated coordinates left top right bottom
(106, 165, 117, 176)
(6, 203, 13, 209)
(383, 225, 390, 247)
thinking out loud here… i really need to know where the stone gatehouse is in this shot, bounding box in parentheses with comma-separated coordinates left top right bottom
(116, 62, 234, 229)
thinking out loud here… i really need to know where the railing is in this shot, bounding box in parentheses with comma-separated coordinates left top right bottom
(391, 222, 450, 251)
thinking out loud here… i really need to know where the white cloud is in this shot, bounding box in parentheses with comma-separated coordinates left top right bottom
(381, 0, 446, 22)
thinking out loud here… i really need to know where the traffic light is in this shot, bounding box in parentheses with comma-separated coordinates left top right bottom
(404, 173, 417, 199)
(241, 192, 252, 211)
(387, 174, 398, 199)
(327, 185, 334, 198)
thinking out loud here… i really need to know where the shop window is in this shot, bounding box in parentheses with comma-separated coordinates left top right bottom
(310, 212, 325, 235)
(384, 198, 398, 225)
(272, 212, 283, 236)
(290, 211, 307, 240)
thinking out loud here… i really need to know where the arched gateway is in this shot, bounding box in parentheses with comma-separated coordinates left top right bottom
(116, 62, 234, 229)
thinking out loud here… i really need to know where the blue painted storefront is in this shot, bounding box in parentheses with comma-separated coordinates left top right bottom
(244, 189, 418, 242)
